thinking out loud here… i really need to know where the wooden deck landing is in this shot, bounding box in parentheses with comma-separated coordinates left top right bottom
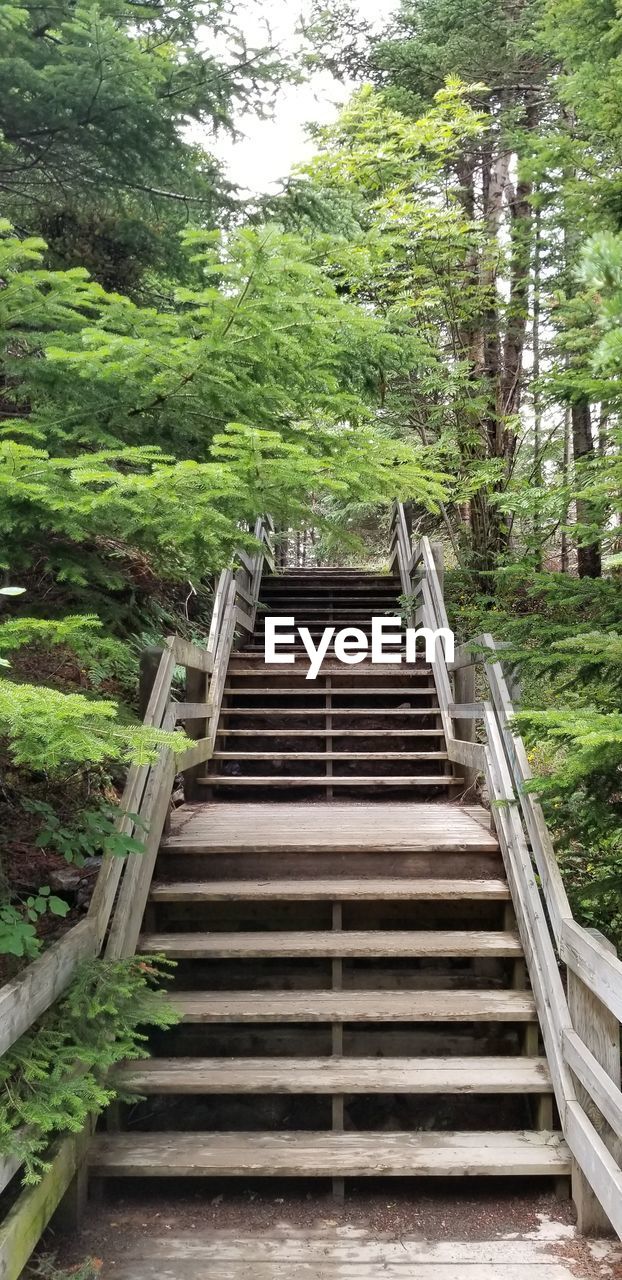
(81, 1228, 601, 1280)
(164, 802, 497, 854)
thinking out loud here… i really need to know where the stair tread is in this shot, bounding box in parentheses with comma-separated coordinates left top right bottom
(216, 729, 444, 737)
(139, 930, 522, 958)
(117, 1056, 552, 1094)
(220, 706, 440, 714)
(211, 752, 450, 761)
(252, 606, 394, 611)
(201, 776, 461, 787)
(171, 990, 537, 1023)
(223, 688, 436, 696)
(86, 1232, 592, 1279)
(161, 801, 499, 853)
(227, 666, 433, 677)
(149, 877, 511, 902)
(90, 1129, 571, 1177)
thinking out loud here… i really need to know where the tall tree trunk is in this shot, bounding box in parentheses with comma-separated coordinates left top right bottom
(572, 399, 602, 578)
(532, 203, 543, 569)
(560, 406, 571, 573)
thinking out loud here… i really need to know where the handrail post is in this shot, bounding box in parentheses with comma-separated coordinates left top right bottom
(138, 645, 163, 720)
(184, 660, 208, 801)
(568, 929, 622, 1235)
(430, 540, 445, 600)
(454, 660, 478, 793)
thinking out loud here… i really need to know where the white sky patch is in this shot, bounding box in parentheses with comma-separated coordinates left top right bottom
(206, 0, 397, 195)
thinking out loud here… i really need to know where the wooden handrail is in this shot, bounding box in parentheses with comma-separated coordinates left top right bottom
(390, 501, 622, 1237)
(0, 517, 274, 1272)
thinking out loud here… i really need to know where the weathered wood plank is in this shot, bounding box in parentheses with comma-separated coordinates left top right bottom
(482, 707, 575, 1120)
(171, 989, 537, 1024)
(139, 929, 522, 959)
(563, 1029, 622, 1142)
(561, 919, 622, 1025)
(104, 1261, 577, 1279)
(234, 605, 254, 633)
(172, 637, 213, 674)
(90, 1260, 580, 1279)
(90, 1129, 571, 1178)
(565, 1101, 622, 1240)
(567, 928, 621, 1233)
(117, 1055, 552, 1095)
(448, 702, 484, 719)
(105, 708, 177, 959)
(481, 636, 571, 946)
(104, 1232, 588, 1268)
(0, 917, 96, 1057)
(176, 737, 212, 770)
(149, 877, 510, 903)
(446, 737, 485, 770)
(162, 802, 499, 853)
(211, 750, 449, 761)
(172, 702, 212, 721)
(0, 1134, 87, 1280)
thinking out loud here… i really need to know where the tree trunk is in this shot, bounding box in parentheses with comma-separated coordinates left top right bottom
(532, 203, 543, 569)
(572, 400, 602, 578)
(560, 406, 571, 573)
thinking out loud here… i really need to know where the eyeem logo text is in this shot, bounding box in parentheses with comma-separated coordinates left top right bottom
(264, 617, 455, 681)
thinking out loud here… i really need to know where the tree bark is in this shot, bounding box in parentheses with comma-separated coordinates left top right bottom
(572, 399, 602, 578)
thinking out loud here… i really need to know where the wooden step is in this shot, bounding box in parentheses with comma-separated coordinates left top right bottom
(218, 708, 441, 717)
(117, 1056, 552, 1095)
(225, 675, 437, 686)
(256, 607, 397, 616)
(216, 728, 443, 737)
(161, 803, 500, 854)
(216, 729, 444, 738)
(171, 989, 537, 1024)
(139, 930, 522, 958)
(91, 1231, 592, 1280)
(200, 776, 461, 789)
(262, 575, 398, 584)
(149, 877, 511, 903)
(211, 751, 450, 761)
(222, 689, 438, 699)
(226, 665, 434, 678)
(90, 1129, 570, 1178)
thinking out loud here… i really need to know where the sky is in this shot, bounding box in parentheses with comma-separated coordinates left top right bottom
(213, 0, 397, 195)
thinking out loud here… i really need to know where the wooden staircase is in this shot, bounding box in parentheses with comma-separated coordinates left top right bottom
(201, 568, 461, 798)
(90, 566, 570, 1194)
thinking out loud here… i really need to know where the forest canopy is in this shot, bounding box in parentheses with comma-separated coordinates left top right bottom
(1, 0, 622, 953)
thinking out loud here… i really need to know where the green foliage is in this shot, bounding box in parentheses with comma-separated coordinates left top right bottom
(0, 221, 446, 603)
(23, 800, 146, 866)
(0, 888, 69, 960)
(0, 0, 288, 288)
(446, 566, 622, 945)
(26, 1256, 102, 1280)
(0, 955, 179, 1183)
(0, 677, 186, 771)
(0, 614, 137, 690)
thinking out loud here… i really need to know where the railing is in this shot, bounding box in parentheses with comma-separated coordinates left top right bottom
(0, 516, 274, 1280)
(390, 502, 622, 1238)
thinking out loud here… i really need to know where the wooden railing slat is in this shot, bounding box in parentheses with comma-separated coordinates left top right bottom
(0, 515, 275, 1274)
(482, 707, 574, 1116)
(0, 918, 97, 1059)
(563, 1029, 622, 1141)
(0, 1133, 88, 1280)
(171, 701, 212, 721)
(561, 919, 622, 1026)
(387, 504, 622, 1235)
(172, 637, 213, 674)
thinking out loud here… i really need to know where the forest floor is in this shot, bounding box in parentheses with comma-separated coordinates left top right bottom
(37, 1181, 622, 1279)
